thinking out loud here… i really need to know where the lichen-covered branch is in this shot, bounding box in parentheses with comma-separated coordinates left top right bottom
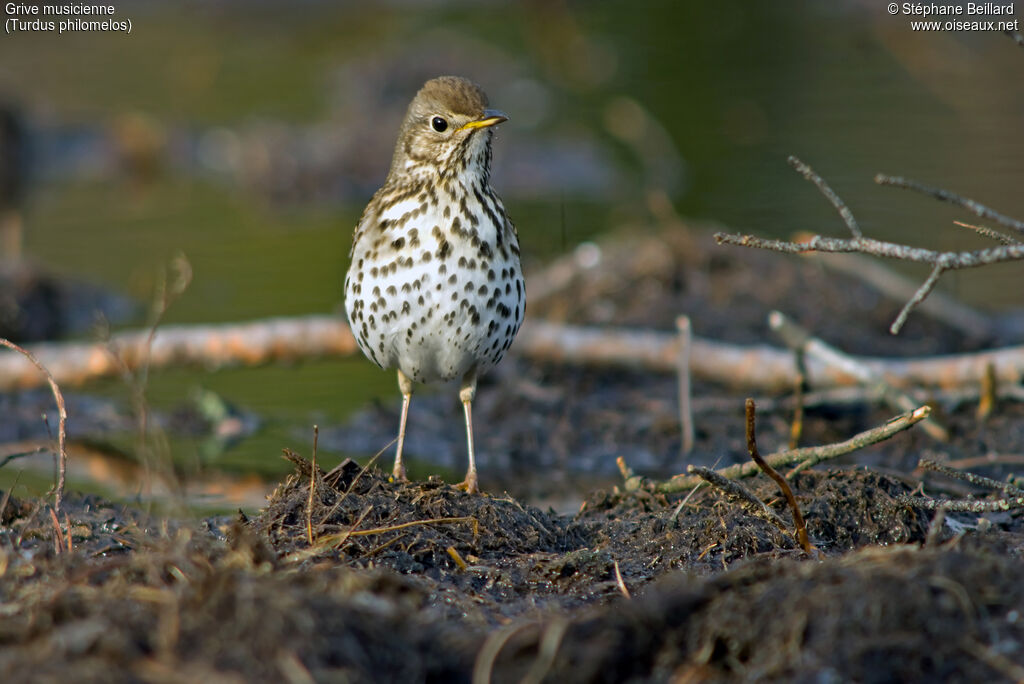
(655, 405, 931, 493)
(714, 157, 1024, 333)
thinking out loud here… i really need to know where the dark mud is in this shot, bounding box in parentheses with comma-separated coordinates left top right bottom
(2, 463, 1023, 682)
(2, 225, 1024, 681)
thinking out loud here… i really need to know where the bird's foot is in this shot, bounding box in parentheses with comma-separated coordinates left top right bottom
(455, 472, 479, 495)
(391, 464, 408, 482)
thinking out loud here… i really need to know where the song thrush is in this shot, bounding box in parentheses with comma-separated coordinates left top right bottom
(343, 76, 524, 494)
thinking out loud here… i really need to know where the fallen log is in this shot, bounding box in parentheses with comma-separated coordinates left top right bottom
(0, 315, 1021, 392)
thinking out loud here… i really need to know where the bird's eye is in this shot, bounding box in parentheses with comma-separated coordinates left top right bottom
(431, 116, 448, 132)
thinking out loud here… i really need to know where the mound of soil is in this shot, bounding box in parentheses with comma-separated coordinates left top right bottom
(2, 224, 1023, 681)
(1, 461, 1022, 682)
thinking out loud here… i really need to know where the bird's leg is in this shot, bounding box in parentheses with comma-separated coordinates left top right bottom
(456, 370, 479, 494)
(394, 369, 414, 481)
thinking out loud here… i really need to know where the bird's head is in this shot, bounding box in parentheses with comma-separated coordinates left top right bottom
(389, 76, 507, 181)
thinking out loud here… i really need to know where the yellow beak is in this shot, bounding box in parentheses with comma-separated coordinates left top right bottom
(458, 109, 508, 131)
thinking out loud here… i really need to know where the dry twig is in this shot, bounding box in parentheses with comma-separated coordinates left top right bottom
(677, 315, 695, 455)
(769, 310, 948, 441)
(687, 465, 788, 530)
(715, 157, 1024, 333)
(788, 371, 805, 450)
(802, 250, 993, 337)
(918, 458, 1024, 497)
(875, 174, 1024, 235)
(952, 220, 1021, 246)
(656, 405, 930, 493)
(977, 362, 997, 420)
(745, 398, 812, 553)
(897, 494, 1024, 512)
(613, 560, 631, 599)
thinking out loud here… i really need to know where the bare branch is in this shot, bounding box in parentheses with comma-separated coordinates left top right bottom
(655, 405, 931, 492)
(714, 230, 1024, 335)
(769, 311, 948, 440)
(803, 251, 992, 337)
(714, 231, 1024, 270)
(788, 155, 861, 238)
(875, 173, 1024, 235)
(897, 494, 1024, 512)
(714, 159, 1024, 334)
(918, 458, 1024, 497)
(890, 262, 943, 336)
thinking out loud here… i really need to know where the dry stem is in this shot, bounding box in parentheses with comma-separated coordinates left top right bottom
(0, 338, 67, 514)
(306, 425, 319, 545)
(745, 398, 812, 553)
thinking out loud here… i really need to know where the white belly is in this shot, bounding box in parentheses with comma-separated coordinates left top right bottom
(344, 195, 524, 384)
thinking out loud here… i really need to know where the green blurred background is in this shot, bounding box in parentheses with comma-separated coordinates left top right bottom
(1, 0, 1021, 507)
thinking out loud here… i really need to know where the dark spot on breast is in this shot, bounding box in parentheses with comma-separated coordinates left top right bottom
(391, 237, 405, 250)
(387, 285, 397, 296)
(437, 240, 451, 260)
